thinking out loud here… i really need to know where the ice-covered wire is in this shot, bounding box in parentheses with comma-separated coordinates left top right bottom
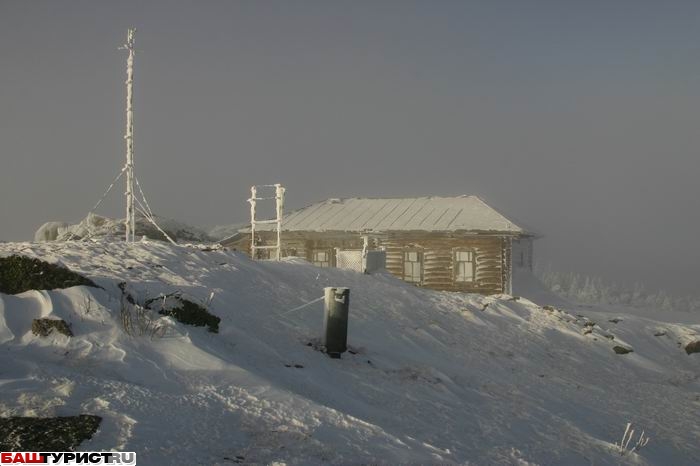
(134, 175, 155, 218)
(271, 295, 325, 335)
(66, 167, 127, 241)
(64, 165, 175, 244)
(135, 204, 177, 245)
(278, 296, 325, 317)
(132, 175, 176, 244)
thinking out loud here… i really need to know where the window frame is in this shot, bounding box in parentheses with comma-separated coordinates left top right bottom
(402, 249, 424, 285)
(453, 249, 476, 284)
(312, 248, 332, 268)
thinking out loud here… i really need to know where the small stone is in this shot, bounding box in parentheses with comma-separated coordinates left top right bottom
(608, 318, 622, 324)
(613, 345, 633, 355)
(653, 331, 667, 337)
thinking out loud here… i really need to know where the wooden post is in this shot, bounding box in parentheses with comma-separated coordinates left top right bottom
(323, 287, 350, 358)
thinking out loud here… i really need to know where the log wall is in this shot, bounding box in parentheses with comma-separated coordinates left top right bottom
(223, 230, 512, 294)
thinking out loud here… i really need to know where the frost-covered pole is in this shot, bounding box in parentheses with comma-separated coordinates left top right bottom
(506, 236, 513, 295)
(249, 186, 257, 258)
(122, 28, 136, 242)
(361, 235, 369, 273)
(275, 184, 285, 260)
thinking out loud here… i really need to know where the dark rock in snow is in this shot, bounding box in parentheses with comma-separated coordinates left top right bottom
(613, 345, 633, 355)
(608, 318, 622, 324)
(31, 319, 73, 337)
(684, 341, 700, 355)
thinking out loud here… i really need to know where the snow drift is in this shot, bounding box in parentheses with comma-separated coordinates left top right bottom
(0, 241, 698, 465)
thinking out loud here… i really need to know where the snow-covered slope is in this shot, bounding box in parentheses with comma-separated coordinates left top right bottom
(0, 241, 698, 465)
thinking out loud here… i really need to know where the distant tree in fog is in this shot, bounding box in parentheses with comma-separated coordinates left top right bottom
(535, 264, 700, 313)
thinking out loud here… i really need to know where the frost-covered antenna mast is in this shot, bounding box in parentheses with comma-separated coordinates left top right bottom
(67, 28, 176, 245)
(121, 28, 136, 242)
(248, 184, 285, 260)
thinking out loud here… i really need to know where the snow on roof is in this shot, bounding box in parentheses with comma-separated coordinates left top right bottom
(255, 196, 528, 234)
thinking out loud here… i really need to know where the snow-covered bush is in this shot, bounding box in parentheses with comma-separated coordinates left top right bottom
(117, 282, 167, 339)
(0, 255, 97, 295)
(615, 422, 650, 456)
(0, 415, 102, 451)
(146, 292, 221, 333)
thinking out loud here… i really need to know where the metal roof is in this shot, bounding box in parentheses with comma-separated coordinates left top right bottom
(253, 196, 527, 234)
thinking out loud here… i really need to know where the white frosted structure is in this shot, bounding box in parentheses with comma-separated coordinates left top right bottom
(34, 222, 71, 242)
(122, 28, 137, 242)
(34, 214, 211, 243)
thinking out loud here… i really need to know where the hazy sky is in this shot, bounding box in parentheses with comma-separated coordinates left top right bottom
(1, 1, 699, 296)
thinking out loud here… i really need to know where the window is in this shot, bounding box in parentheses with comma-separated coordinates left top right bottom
(454, 250, 475, 283)
(312, 249, 331, 268)
(403, 251, 423, 284)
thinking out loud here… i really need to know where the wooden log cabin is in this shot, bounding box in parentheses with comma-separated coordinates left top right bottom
(221, 196, 536, 295)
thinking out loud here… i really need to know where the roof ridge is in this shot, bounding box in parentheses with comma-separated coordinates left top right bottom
(246, 195, 531, 234)
(331, 195, 478, 202)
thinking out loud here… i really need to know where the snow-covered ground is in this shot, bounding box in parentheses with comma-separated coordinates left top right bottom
(0, 241, 698, 465)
